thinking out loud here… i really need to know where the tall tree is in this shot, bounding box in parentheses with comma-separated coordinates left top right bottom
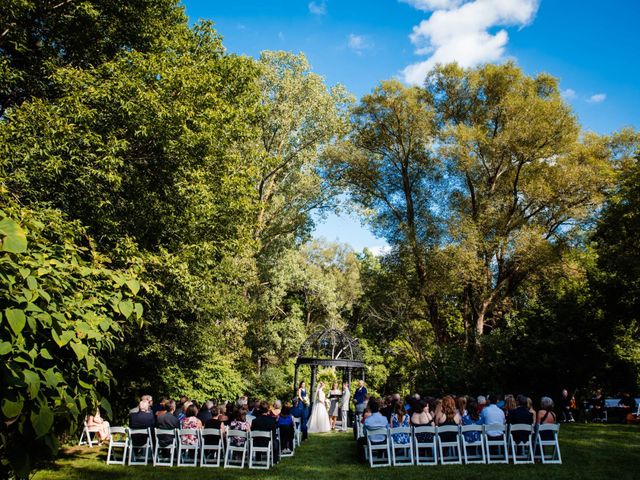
(326, 80, 446, 340)
(428, 62, 618, 340)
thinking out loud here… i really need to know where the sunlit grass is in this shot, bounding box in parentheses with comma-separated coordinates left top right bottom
(32, 424, 640, 480)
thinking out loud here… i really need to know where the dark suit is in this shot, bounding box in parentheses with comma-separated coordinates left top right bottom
(251, 415, 280, 464)
(129, 411, 155, 447)
(507, 407, 534, 444)
(154, 411, 179, 447)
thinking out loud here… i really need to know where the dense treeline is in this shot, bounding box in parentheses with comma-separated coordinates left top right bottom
(0, 1, 638, 477)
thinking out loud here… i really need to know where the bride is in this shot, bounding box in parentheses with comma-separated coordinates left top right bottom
(307, 382, 331, 433)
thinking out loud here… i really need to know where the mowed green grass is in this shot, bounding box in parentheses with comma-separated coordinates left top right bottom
(33, 423, 640, 480)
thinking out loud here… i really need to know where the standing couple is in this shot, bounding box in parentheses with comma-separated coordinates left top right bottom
(302, 381, 351, 433)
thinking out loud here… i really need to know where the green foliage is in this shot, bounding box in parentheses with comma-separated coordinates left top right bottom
(0, 200, 142, 478)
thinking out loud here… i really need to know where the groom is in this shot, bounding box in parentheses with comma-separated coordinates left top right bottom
(340, 381, 350, 431)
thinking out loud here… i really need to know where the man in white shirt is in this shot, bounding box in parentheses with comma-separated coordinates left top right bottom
(357, 398, 388, 462)
(480, 394, 506, 437)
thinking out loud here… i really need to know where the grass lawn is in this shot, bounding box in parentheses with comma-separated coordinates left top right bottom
(33, 423, 639, 480)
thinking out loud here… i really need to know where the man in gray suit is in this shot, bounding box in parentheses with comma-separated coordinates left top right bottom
(340, 381, 351, 431)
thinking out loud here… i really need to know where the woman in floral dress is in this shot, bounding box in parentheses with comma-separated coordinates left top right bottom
(390, 401, 411, 444)
(180, 404, 203, 445)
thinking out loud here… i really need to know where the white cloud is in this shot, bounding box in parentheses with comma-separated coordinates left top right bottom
(401, 0, 540, 85)
(561, 88, 576, 100)
(587, 93, 606, 104)
(400, 0, 464, 10)
(348, 34, 374, 55)
(308, 1, 327, 15)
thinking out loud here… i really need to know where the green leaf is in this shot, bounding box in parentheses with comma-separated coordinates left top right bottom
(134, 302, 144, 318)
(23, 369, 40, 399)
(2, 397, 24, 418)
(125, 279, 140, 295)
(70, 342, 88, 361)
(118, 300, 133, 319)
(52, 330, 75, 347)
(0, 342, 11, 355)
(100, 397, 113, 418)
(0, 217, 27, 253)
(40, 348, 53, 360)
(26, 276, 38, 290)
(5, 308, 26, 335)
(31, 405, 54, 438)
(43, 368, 62, 387)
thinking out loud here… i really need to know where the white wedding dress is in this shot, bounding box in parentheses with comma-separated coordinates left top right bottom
(307, 388, 331, 433)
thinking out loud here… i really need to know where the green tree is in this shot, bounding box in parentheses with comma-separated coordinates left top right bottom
(0, 197, 143, 478)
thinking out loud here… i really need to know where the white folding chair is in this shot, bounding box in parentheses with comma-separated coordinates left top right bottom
(508, 423, 534, 464)
(127, 428, 152, 465)
(460, 424, 486, 464)
(78, 419, 101, 447)
(366, 427, 391, 468)
(224, 429, 248, 468)
(177, 428, 200, 467)
(106, 427, 128, 465)
(293, 418, 302, 447)
(279, 425, 295, 457)
(249, 430, 273, 469)
(200, 428, 224, 467)
(484, 423, 508, 464)
(390, 427, 414, 466)
(436, 425, 462, 464)
(413, 425, 438, 465)
(534, 424, 562, 464)
(153, 428, 177, 467)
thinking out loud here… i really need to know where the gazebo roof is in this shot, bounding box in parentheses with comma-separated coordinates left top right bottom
(295, 327, 364, 368)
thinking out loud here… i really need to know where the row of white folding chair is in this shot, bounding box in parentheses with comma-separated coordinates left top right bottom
(106, 427, 225, 467)
(365, 423, 561, 467)
(223, 429, 274, 469)
(78, 420, 103, 447)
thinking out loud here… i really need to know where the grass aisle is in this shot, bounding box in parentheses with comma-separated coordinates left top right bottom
(33, 424, 639, 480)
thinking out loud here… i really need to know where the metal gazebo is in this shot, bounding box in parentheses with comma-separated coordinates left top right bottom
(294, 328, 366, 403)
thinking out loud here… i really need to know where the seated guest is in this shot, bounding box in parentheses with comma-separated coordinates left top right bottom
(180, 404, 203, 445)
(526, 397, 536, 421)
(204, 405, 225, 441)
(154, 396, 168, 416)
(503, 394, 517, 420)
(480, 394, 506, 438)
(230, 408, 250, 446)
(278, 403, 295, 453)
(197, 400, 214, 424)
(87, 407, 110, 444)
(271, 400, 282, 418)
(507, 395, 534, 444)
(251, 401, 280, 464)
(456, 395, 468, 419)
(411, 399, 434, 443)
(461, 399, 483, 443)
(438, 396, 460, 443)
(390, 401, 410, 445)
(130, 399, 155, 447)
(156, 400, 180, 447)
(432, 398, 446, 425)
(130, 394, 153, 413)
(477, 395, 487, 413)
(537, 396, 557, 440)
(357, 397, 388, 463)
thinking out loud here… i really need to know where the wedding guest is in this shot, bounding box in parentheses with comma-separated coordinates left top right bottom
(130, 394, 153, 413)
(177, 401, 192, 422)
(357, 398, 387, 462)
(461, 399, 483, 443)
(154, 396, 169, 416)
(526, 397, 536, 421)
(432, 398, 446, 425)
(508, 395, 534, 444)
(223, 402, 234, 425)
(503, 394, 516, 419)
(456, 395, 468, 419)
(87, 408, 110, 444)
(156, 400, 180, 447)
(390, 401, 410, 445)
(537, 396, 557, 440)
(129, 400, 155, 449)
(410, 399, 434, 444)
(591, 389, 606, 421)
(480, 394, 506, 438)
(197, 400, 214, 424)
(477, 395, 487, 413)
(230, 408, 250, 447)
(251, 401, 280, 464)
(278, 403, 295, 453)
(180, 404, 203, 445)
(270, 400, 282, 418)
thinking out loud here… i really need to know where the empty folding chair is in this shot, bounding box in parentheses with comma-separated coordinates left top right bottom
(224, 429, 248, 468)
(249, 430, 273, 469)
(153, 429, 177, 467)
(436, 425, 462, 464)
(293, 418, 302, 447)
(200, 428, 224, 467)
(460, 424, 486, 464)
(390, 426, 414, 466)
(78, 419, 101, 447)
(483, 423, 508, 464)
(413, 425, 438, 465)
(508, 424, 534, 464)
(534, 424, 562, 464)
(366, 427, 391, 468)
(177, 428, 200, 467)
(128, 428, 152, 465)
(106, 427, 128, 465)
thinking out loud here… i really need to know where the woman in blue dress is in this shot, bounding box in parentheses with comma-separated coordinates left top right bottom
(390, 401, 411, 444)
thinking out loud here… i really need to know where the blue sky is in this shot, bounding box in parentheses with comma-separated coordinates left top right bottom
(183, 0, 640, 252)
